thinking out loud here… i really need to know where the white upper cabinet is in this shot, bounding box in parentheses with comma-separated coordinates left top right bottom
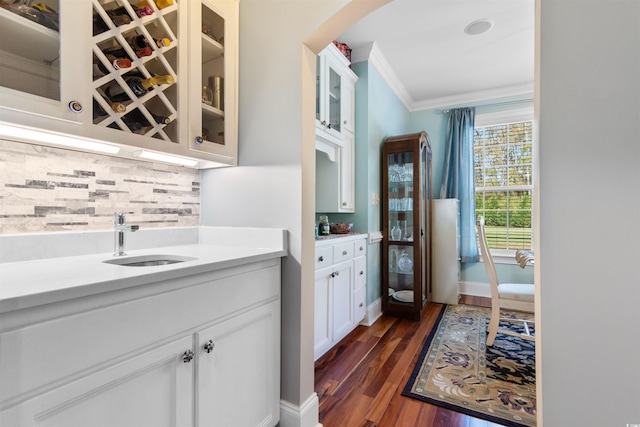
(316, 43, 357, 146)
(315, 42, 357, 213)
(0, 0, 238, 168)
(186, 0, 238, 165)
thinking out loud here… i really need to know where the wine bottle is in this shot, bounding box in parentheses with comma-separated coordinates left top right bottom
(94, 54, 132, 78)
(136, 0, 173, 10)
(93, 11, 130, 34)
(93, 99, 108, 121)
(106, 54, 132, 70)
(126, 35, 153, 57)
(93, 99, 126, 120)
(122, 109, 152, 134)
(149, 111, 170, 124)
(155, 0, 174, 9)
(154, 37, 170, 48)
(103, 74, 174, 102)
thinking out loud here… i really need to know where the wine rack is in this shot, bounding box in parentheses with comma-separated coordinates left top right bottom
(91, 0, 179, 146)
(0, 0, 238, 167)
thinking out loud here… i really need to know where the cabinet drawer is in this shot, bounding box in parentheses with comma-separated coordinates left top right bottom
(354, 256, 367, 290)
(354, 238, 367, 257)
(315, 246, 333, 269)
(333, 241, 355, 263)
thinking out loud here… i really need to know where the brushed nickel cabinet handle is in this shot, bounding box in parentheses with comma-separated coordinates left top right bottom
(182, 350, 194, 363)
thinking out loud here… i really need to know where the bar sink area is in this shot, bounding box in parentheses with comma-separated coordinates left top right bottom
(103, 254, 198, 267)
(0, 226, 286, 427)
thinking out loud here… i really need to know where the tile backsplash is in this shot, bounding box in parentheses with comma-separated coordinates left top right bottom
(0, 139, 200, 234)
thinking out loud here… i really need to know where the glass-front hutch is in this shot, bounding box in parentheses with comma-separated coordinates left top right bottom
(382, 131, 432, 320)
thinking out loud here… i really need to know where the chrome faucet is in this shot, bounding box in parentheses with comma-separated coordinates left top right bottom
(114, 212, 139, 256)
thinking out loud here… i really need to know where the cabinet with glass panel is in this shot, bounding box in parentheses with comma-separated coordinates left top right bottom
(0, 0, 237, 168)
(382, 131, 433, 320)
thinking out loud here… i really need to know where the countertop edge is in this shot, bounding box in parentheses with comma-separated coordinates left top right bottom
(0, 245, 287, 315)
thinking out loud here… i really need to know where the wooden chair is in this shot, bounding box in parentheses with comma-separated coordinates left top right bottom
(476, 216, 535, 346)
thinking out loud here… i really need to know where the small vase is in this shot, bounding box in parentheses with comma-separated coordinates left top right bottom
(390, 225, 402, 240)
(397, 250, 413, 272)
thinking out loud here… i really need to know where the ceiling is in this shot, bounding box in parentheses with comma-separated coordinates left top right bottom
(337, 0, 535, 111)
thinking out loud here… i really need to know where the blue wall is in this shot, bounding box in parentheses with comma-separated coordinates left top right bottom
(320, 59, 534, 304)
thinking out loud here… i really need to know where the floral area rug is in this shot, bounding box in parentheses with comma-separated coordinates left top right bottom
(402, 304, 536, 427)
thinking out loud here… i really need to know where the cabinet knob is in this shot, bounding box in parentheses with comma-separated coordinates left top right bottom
(342, 250, 348, 256)
(182, 349, 194, 363)
(342, 202, 347, 206)
(344, 120, 348, 125)
(195, 136, 204, 145)
(360, 270, 364, 275)
(334, 271, 340, 277)
(68, 101, 83, 113)
(204, 340, 215, 353)
(319, 255, 324, 262)
(359, 302, 364, 308)
(327, 123, 332, 129)
(359, 246, 364, 251)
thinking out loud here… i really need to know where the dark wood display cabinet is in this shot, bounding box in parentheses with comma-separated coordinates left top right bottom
(382, 131, 432, 320)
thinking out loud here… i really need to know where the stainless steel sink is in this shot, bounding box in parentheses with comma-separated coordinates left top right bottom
(103, 254, 197, 267)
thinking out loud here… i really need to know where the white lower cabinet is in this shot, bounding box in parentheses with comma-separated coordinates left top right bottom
(1, 335, 194, 427)
(0, 260, 281, 427)
(314, 235, 367, 361)
(196, 302, 279, 427)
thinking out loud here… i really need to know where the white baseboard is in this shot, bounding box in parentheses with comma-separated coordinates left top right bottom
(361, 298, 382, 326)
(459, 281, 490, 298)
(280, 393, 321, 427)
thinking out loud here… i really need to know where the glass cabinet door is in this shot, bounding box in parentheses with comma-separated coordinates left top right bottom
(382, 132, 432, 321)
(316, 44, 345, 140)
(0, 1, 64, 116)
(386, 151, 418, 310)
(326, 62, 341, 134)
(189, 0, 238, 165)
(0, 2, 60, 101)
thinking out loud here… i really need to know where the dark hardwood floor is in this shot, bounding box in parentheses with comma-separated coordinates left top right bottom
(314, 295, 506, 427)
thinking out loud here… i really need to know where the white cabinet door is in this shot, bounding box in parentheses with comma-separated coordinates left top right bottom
(0, 336, 193, 427)
(0, 1, 91, 122)
(196, 301, 280, 427)
(314, 265, 333, 360)
(331, 259, 354, 344)
(341, 72, 356, 134)
(188, 0, 239, 166)
(339, 132, 355, 212)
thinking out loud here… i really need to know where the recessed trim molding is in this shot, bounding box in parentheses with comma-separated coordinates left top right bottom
(351, 43, 534, 112)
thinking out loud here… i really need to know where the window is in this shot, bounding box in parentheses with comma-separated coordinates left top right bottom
(474, 112, 533, 253)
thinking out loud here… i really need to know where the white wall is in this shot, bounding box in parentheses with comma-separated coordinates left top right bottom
(200, 0, 388, 417)
(200, 1, 640, 425)
(537, 1, 640, 425)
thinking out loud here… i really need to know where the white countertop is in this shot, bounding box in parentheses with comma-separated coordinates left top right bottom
(0, 227, 287, 314)
(314, 232, 368, 246)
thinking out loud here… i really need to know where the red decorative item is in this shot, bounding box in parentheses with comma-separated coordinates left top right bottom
(332, 41, 352, 64)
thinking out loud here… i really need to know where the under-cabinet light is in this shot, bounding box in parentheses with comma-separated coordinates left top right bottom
(0, 122, 120, 154)
(134, 150, 199, 167)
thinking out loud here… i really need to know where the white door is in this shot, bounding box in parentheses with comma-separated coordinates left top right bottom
(314, 265, 333, 360)
(196, 302, 280, 427)
(0, 336, 194, 427)
(331, 259, 353, 343)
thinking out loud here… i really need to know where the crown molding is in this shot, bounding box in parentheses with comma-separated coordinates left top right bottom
(351, 43, 533, 113)
(412, 83, 534, 112)
(351, 42, 414, 111)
